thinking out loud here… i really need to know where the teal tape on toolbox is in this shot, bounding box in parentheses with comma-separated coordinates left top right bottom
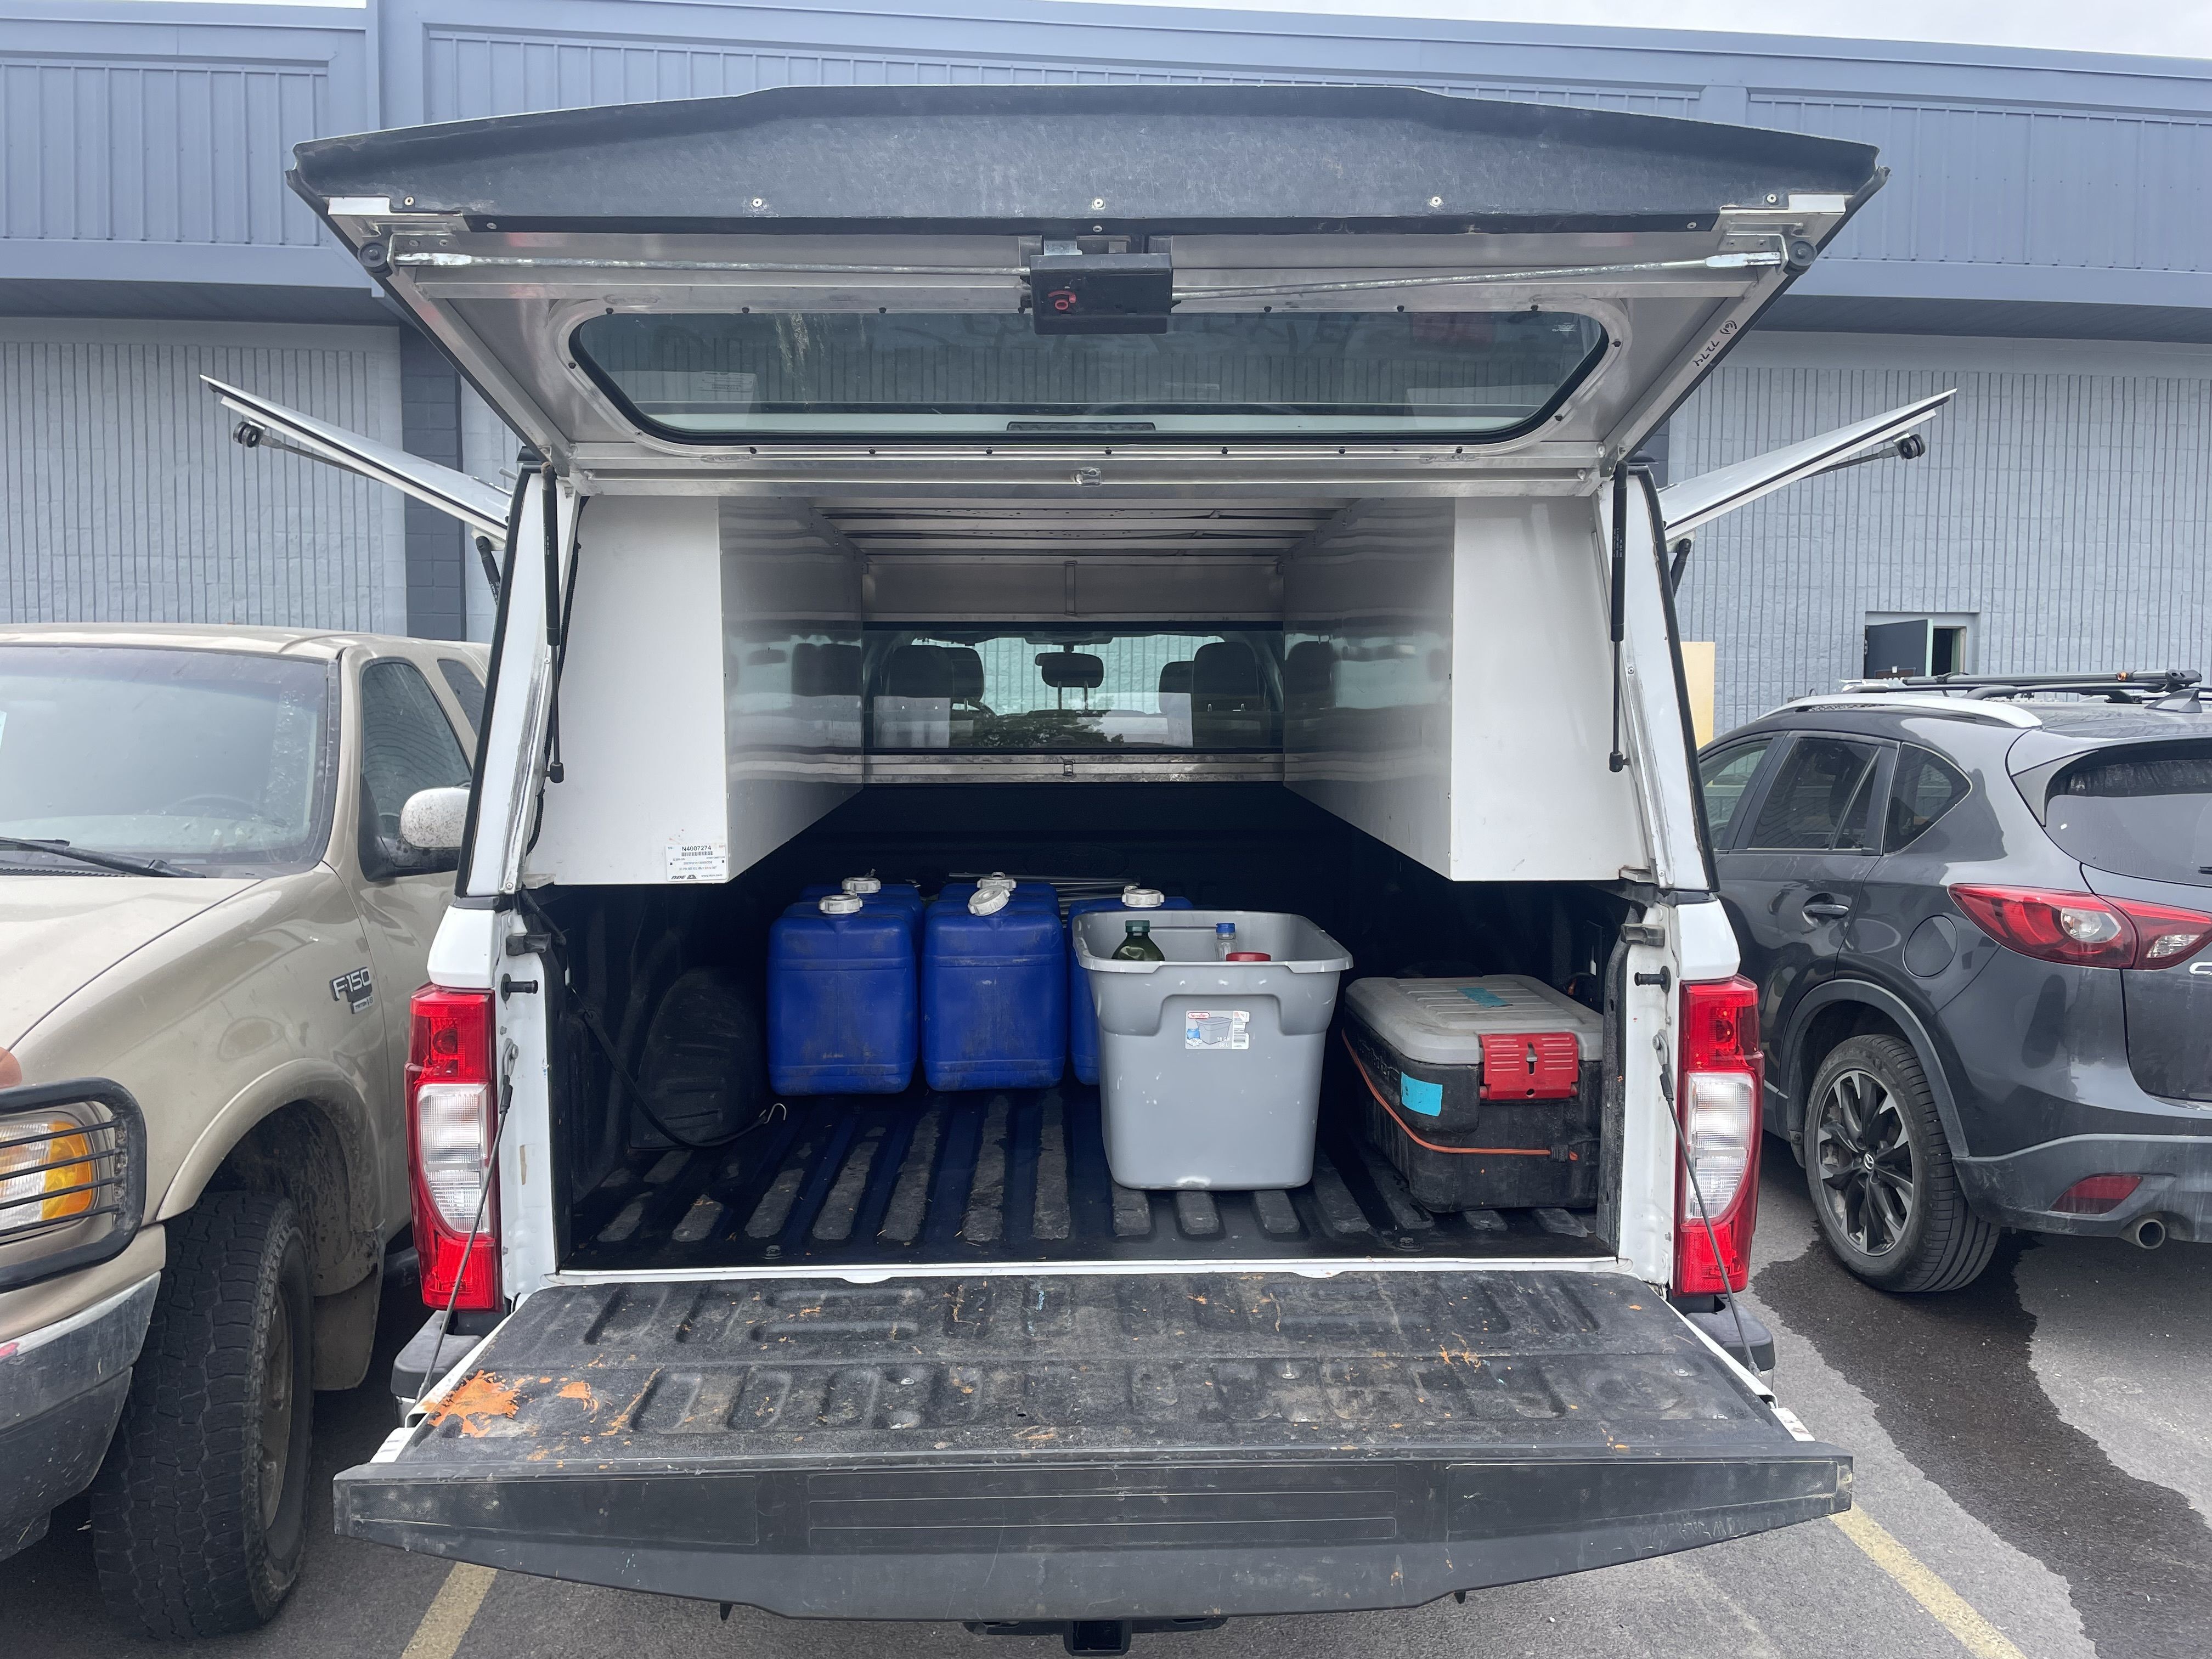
(1399, 1075, 1444, 1118)
(1458, 986, 1508, 1008)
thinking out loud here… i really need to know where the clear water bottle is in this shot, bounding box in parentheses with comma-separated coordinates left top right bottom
(1215, 921, 1237, 960)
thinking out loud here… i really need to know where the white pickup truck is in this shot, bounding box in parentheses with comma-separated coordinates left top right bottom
(215, 84, 1951, 1651)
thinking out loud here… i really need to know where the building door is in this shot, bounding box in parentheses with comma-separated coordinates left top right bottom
(1864, 619, 1929, 678)
(1864, 614, 1974, 679)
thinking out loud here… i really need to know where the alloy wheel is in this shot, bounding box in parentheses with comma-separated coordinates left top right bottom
(1813, 1066, 1918, 1257)
(258, 1294, 296, 1531)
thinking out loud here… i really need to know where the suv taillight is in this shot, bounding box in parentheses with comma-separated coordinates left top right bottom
(1675, 977, 1762, 1297)
(1950, 883, 2212, 970)
(406, 986, 500, 1312)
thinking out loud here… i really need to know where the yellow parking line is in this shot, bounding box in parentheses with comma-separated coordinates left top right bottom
(399, 1563, 498, 1659)
(1832, 1508, 2028, 1659)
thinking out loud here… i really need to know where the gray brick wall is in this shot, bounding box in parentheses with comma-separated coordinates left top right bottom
(399, 328, 465, 639)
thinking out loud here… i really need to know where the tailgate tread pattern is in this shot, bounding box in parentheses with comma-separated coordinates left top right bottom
(405, 1271, 1778, 1466)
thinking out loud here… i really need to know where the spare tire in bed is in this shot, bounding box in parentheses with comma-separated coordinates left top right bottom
(633, 966, 766, 1149)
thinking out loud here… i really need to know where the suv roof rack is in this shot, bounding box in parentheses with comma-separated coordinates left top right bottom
(1838, 670, 2201, 704)
(1784, 693, 2044, 728)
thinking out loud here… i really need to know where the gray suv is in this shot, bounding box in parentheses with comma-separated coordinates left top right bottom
(1700, 673, 2212, 1291)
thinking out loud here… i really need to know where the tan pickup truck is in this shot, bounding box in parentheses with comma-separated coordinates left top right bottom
(0, 623, 486, 1635)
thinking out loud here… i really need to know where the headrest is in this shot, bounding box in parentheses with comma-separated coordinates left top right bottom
(1158, 660, 1194, 695)
(1284, 639, 1335, 694)
(791, 640, 860, 698)
(941, 645, 986, 702)
(880, 642, 952, 698)
(1192, 640, 1260, 695)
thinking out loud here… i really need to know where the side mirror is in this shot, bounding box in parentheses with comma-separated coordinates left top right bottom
(365, 786, 468, 878)
(398, 787, 470, 859)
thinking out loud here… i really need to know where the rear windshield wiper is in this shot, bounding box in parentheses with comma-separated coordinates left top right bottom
(0, 836, 194, 878)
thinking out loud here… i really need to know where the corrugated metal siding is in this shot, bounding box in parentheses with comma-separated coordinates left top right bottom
(1751, 96, 2212, 274)
(0, 54, 329, 247)
(1672, 338, 2212, 731)
(0, 320, 405, 630)
(419, 27, 1697, 122)
(14, 4, 2212, 300)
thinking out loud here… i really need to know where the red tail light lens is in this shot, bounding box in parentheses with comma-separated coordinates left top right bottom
(1675, 976, 1763, 1297)
(2053, 1173, 2142, 1215)
(405, 986, 500, 1312)
(2115, 900, 2212, 967)
(1950, 884, 2212, 970)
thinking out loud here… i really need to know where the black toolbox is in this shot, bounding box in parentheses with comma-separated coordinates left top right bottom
(1341, 975, 1602, 1211)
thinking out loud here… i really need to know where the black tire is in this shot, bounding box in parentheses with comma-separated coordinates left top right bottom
(1804, 1034, 1999, 1294)
(91, 1191, 315, 1637)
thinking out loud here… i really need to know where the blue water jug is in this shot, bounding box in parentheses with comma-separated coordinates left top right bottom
(1066, 888, 1194, 1085)
(769, 895, 917, 1095)
(922, 894, 1067, 1091)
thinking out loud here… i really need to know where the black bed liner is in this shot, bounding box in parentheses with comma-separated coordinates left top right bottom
(337, 1268, 1848, 1618)
(565, 1083, 1609, 1273)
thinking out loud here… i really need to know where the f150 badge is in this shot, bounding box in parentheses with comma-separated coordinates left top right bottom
(331, 967, 375, 1013)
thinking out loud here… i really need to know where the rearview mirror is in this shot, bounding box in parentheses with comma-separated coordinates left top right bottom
(1035, 651, 1104, 690)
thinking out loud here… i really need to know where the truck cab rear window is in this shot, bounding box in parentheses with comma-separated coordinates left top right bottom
(571, 311, 1607, 442)
(2046, 744, 2212, 886)
(866, 627, 1280, 751)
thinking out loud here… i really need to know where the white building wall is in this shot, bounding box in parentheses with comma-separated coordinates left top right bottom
(1673, 332, 2212, 732)
(0, 318, 405, 631)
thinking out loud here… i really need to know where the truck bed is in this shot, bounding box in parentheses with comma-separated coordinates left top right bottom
(563, 1082, 1610, 1274)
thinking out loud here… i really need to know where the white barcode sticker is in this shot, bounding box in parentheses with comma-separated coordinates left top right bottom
(664, 842, 729, 883)
(1185, 1009, 1250, 1051)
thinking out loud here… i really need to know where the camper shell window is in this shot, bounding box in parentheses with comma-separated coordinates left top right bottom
(570, 309, 1609, 442)
(866, 627, 1281, 752)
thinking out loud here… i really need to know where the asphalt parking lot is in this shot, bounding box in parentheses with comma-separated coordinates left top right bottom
(10, 1155, 2208, 1659)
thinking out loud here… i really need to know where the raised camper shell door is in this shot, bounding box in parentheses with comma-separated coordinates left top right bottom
(289, 86, 1884, 494)
(1656, 389, 1956, 538)
(337, 1269, 1848, 1617)
(202, 376, 513, 544)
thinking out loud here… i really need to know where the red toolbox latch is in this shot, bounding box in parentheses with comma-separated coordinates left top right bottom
(1477, 1032, 1582, 1100)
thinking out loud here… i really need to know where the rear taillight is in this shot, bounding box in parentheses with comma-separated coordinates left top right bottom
(1950, 884, 2212, 970)
(406, 986, 499, 1312)
(1675, 976, 1762, 1297)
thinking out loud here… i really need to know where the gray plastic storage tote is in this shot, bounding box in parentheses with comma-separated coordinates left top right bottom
(1072, 910, 1352, 1190)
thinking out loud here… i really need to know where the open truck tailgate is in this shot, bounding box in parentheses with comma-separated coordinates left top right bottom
(338, 1269, 1845, 1620)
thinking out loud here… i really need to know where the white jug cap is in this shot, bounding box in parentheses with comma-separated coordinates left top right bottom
(968, 887, 1011, 915)
(817, 894, 864, 915)
(842, 876, 881, 895)
(1121, 887, 1165, 908)
(977, 873, 1016, 891)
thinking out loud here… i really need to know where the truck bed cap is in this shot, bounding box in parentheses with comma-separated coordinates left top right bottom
(293, 84, 1879, 236)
